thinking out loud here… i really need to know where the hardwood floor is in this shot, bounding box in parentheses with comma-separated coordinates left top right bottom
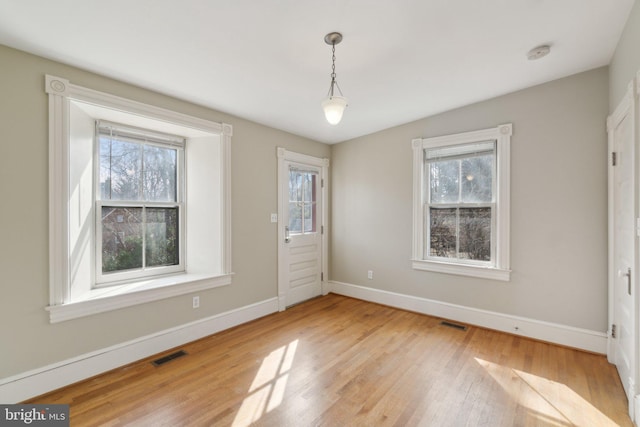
(29, 294, 632, 426)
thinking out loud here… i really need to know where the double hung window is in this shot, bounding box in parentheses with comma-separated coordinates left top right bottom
(426, 141, 494, 262)
(96, 122, 184, 284)
(412, 124, 512, 281)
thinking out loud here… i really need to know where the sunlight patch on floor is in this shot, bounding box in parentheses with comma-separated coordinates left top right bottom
(232, 339, 299, 426)
(475, 357, 618, 426)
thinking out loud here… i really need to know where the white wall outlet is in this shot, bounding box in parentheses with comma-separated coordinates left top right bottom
(367, 270, 373, 280)
(270, 213, 278, 223)
(192, 296, 200, 309)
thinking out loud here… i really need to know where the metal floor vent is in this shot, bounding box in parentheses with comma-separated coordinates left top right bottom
(440, 321, 468, 331)
(152, 350, 187, 366)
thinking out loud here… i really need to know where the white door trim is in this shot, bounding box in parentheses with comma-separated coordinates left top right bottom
(277, 148, 329, 311)
(607, 75, 639, 421)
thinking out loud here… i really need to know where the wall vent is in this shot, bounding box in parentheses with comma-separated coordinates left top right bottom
(440, 321, 468, 331)
(152, 350, 187, 366)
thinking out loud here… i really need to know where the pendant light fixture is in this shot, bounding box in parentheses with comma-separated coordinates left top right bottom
(322, 32, 348, 125)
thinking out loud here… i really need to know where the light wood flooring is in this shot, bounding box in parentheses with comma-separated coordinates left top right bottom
(29, 294, 632, 426)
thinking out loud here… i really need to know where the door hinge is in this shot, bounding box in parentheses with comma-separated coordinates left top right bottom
(612, 152, 617, 166)
(612, 324, 617, 338)
(321, 225, 324, 235)
(321, 272, 324, 281)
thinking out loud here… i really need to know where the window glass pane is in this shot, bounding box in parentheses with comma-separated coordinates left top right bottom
(289, 171, 301, 203)
(429, 208, 457, 258)
(100, 137, 142, 201)
(303, 203, 315, 233)
(461, 154, 493, 203)
(289, 202, 302, 233)
(102, 206, 143, 273)
(303, 173, 316, 203)
(289, 170, 319, 235)
(429, 160, 459, 204)
(146, 207, 179, 267)
(459, 208, 491, 260)
(143, 145, 177, 202)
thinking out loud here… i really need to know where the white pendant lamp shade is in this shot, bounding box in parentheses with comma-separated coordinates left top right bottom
(322, 95, 348, 125)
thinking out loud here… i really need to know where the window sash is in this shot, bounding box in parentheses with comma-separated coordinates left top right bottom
(98, 126, 183, 204)
(95, 201, 184, 286)
(424, 204, 495, 265)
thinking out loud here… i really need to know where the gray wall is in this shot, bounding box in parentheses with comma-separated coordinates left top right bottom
(0, 44, 330, 378)
(331, 67, 609, 331)
(610, 0, 640, 110)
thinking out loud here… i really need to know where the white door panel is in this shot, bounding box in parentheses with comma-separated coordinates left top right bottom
(277, 150, 327, 309)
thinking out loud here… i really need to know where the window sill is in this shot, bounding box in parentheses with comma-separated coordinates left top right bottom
(46, 273, 233, 323)
(412, 259, 510, 281)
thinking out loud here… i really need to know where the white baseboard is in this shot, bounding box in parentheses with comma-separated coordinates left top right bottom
(329, 281, 607, 354)
(0, 297, 278, 403)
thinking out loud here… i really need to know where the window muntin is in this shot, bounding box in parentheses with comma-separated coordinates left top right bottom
(96, 122, 185, 284)
(425, 141, 495, 263)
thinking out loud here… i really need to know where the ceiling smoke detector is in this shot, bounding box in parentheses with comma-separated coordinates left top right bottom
(527, 45, 551, 60)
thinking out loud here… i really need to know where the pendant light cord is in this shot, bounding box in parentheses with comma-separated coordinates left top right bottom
(327, 42, 344, 98)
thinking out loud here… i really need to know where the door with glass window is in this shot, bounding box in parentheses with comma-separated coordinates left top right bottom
(277, 151, 324, 309)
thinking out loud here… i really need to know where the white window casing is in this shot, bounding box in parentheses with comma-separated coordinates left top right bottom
(46, 75, 233, 322)
(412, 124, 512, 281)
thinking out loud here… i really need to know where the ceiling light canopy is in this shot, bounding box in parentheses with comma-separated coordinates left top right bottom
(322, 32, 348, 125)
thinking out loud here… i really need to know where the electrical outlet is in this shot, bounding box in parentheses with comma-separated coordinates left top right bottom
(192, 296, 200, 309)
(367, 270, 373, 280)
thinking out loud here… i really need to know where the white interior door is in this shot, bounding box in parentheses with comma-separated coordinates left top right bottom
(609, 88, 637, 417)
(277, 149, 328, 310)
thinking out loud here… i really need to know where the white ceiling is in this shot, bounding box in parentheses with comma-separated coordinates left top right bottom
(0, 0, 634, 144)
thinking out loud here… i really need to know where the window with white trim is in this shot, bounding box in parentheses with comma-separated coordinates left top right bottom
(412, 124, 512, 281)
(45, 75, 233, 322)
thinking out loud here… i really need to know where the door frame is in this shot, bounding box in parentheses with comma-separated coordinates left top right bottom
(276, 147, 329, 311)
(607, 75, 639, 420)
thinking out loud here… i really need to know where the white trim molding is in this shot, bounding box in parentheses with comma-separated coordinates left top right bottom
(221, 123, 233, 275)
(47, 274, 233, 323)
(329, 281, 607, 354)
(411, 258, 510, 281)
(0, 297, 278, 403)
